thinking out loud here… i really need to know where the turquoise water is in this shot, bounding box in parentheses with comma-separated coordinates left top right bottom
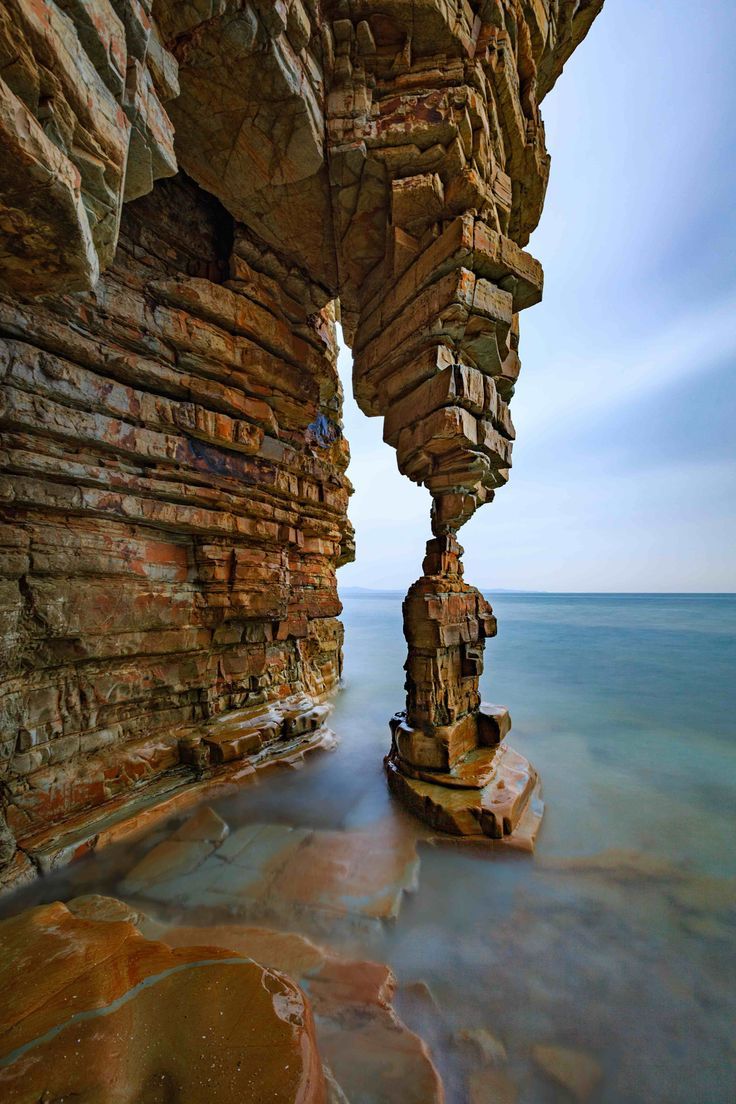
(3, 593, 735, 1101)
(176, 591, 736, 1101)
(323, 593, 736, 1101)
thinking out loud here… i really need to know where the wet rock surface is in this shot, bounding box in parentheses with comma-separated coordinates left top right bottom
(0, 900, 326, 1103)
(120, 805, 421, 930)
(0, 801, 442, 1103)
(162, 923, 444, 1104)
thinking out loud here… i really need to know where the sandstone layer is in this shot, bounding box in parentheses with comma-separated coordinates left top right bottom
(1, 2, 603, 881)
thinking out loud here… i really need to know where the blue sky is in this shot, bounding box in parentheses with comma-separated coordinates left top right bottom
(338, 0, 736, 592)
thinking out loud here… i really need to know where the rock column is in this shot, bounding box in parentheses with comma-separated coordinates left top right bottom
(386, 530, 539, 842)
(396, 534, 495, 770)
(328, 2, 606, 844)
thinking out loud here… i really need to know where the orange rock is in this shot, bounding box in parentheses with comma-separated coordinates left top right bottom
(532, 1044, 603, 1102)
(0, 902, 326, 1103)
(162, 922, 443, 1104)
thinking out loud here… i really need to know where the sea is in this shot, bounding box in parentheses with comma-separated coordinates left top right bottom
(4, 592, 735, 1102)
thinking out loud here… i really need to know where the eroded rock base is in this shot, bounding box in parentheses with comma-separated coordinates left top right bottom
(387, 753, 544, 852)
(2, 693, 337, 893)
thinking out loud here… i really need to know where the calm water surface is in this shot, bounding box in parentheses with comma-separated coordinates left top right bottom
(4, 593, 736, 1102)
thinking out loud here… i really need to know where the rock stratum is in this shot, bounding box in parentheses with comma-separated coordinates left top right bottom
(0, 2, 602, 885)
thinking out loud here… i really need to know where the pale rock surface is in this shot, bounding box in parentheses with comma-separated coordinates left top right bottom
(119, 805, 420, 928)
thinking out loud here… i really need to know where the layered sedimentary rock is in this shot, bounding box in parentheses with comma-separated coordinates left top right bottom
(0, 0, 178, 297)
(0, 172, 352, 881)
(386, 535, 541, 842)
(1, 1, 602, 883)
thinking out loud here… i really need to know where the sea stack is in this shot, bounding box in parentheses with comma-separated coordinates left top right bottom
(386, 533, 543, 844)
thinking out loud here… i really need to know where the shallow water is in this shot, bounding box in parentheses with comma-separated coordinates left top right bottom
(4, 593, 736, 1102)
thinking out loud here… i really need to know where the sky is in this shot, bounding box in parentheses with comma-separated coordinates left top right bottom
(337, 0, 736, 593)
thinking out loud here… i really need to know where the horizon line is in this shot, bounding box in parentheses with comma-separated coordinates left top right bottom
(340, 586, 736, 596)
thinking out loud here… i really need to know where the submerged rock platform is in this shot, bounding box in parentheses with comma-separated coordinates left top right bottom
(1, 693, 338, 893)
(120, 812, 421, 930)
(0, 891, 444, 1104)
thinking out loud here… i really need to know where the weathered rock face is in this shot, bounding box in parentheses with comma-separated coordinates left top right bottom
(0, 1, 602, 882)
(0, 172, 352, 876)
(0, 0, 178, 297)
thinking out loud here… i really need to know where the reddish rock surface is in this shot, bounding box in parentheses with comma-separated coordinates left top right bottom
(0, 900, 327, 1103)
(163, 923, 445, 1104)
(0, 2, 603, 883)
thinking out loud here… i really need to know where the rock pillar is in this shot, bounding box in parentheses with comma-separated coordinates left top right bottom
(398, 534, 495, 768)
(330, 3, 607, 845)
(386, 530, 540, 843)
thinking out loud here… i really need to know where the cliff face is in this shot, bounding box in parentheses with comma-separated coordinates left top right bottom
(0, 1, 602, 884)
(0, 174, 352, 876)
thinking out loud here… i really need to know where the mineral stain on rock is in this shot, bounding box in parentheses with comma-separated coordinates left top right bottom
(0, 901, 327, 1103)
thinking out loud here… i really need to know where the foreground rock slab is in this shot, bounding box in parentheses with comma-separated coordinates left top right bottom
(0, 902, 326, 1103)
(163, 923, 444, 1104)
(121, 806, 421, 929)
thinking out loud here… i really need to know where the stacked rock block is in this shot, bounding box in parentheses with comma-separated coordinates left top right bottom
(386, 534, 538, 840)
(0, 0, 602, 881)
(354, 216, 542, 531)
(398, 536, 497, 758)
(330, 2, 568, 531)
(324, 0, 601, 839)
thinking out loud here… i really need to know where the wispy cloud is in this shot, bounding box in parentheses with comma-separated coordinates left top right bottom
(519, 290, 736, 439)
